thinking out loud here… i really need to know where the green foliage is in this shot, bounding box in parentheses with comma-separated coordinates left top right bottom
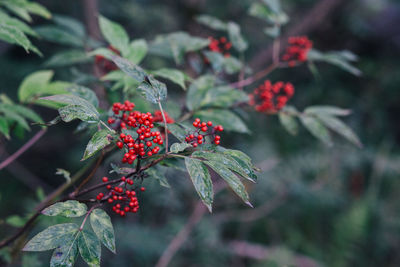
(90, 209, 116, 253)
(308, 49, 362, 76)
(42, 201, 87, 217)
(82, 130, 113, 161)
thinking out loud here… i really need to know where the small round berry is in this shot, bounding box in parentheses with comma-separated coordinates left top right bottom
(140, 187, 146, 192)
(102, 177, 108, 183)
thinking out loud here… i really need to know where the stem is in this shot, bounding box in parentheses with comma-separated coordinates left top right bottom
(79, 205, 99, 231)
(0, 128, 47, 170)
(157, 101, 169, 153)
(74, 178, 123, 198)
(100, 120, 114, 133)
(72, 153, 104, 196)
(229, 62, 279, 89)
(272, 35, 280, 64)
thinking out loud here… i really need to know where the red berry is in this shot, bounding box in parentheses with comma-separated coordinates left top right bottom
(102, 177, 108, 183)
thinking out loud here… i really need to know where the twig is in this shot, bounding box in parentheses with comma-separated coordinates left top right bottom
(155, 182, 226, 267)
(230, 62, 279, 88)
(0, 128, 46, 170)
(79, 205, 100, 231)
(72, 153, 104, 195)
(158, 101, 169, 153)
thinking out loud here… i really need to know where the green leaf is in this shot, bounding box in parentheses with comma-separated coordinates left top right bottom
(18, 70, 54, 103)
(90, 209, 116, 253)
(35, 25, 83, 47)
(124, 39, 148, 64)
(0, 23, 40, 55)
(66, 85, 99, 108)
(146, 167, 170, 188)
(203, 52, 242, 74)
(278, 112, 298, 135)
(153, 68, 186, 90)
(41, 94, 99, 121)
(0, 105, 30, 130)
(308, 49, 362, 76)
(167, 123, 190, 142)
(227, 22, 248, 52)
(193, 151, 256, 183)
(194, 109, 250, 133)
(24, 2, 51, 19)
(50, 233, 79, 267)
(186, 75, 216, 111)
(222, 149, 259, 180)
(304, 105, 351, 116)
(137, 75, 167, 104)
(314, 115, 362, 147)
(58, 105, 98, 123)
(195, 15, 227, 30)
(23, 223, 79, 251)
(170, 142, 192, 153)
(0, 117, 10, 138)
(300, 115, 332, 146)
(202, 160, 252, 207)
(82, 130, 111, 161)
(199, 85, 248, 109)
(0, 10, 37, 36)
(248, 2, 288, 25)
(185, 157, 213, 212)
(42, 200, 87, 217)
(88, 47, 116, 61)
(78, 229, 101, 267)
(44, 49, 90, 67)
(6, 215, 27, 227)
(111, 55, 147, 82)
(53, 14, 85, 38)
(99, 15, 129, 54)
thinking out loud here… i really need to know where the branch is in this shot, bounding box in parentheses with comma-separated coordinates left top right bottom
(230, 63, 279, 88)
(72, 152, 104, 195)
(0, 128, 46, 170)
(157, 101, 169, 153)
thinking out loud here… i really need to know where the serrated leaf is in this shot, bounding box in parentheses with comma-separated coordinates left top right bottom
(185, 157, 213, 212)
(44, 49, 90, 67)
(78, 229, 101, 267)
(50, 233, 79, 267)
(186, 75, 216, 111)
(137, 75, 167, 104)
(90, 209, 116, 253)
(42, 200, 87, 217)
(227, 22, 248, 52)
(82, 130, 111, 160)
(41, 94, 99, 121)
(300, 115, 332, 146)
(170, 142, 192, 153)
(167, 123, 190, 142)
(18, 70, 54, 103)
(193, 151, 256, 183)
(153, 68, 186, 90)
(0, 23, 40, 55)
(66, 85, 99, 108)
(196, 14, 227, 30)
(315, 115, 362, 147)
(99, 15, 129, 54)
(111, 55, 147, 82)
(35, 25, 83, 47)
(124, 39, 147, 64)
(278, 112, 298, 135)
(23, 223, 79, 251)
(194, 109, 249, 133)
(58, 105, 98, 123)
(304, 105, 351, 116)
(222, 149, 259, 180)
(202, 160, 252, 207)
(146, 167, 170, 188)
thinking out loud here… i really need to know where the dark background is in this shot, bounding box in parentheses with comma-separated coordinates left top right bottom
(1, 0, 400, 266)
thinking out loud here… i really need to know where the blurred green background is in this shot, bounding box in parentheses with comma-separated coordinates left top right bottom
(1, 0, 400, 266)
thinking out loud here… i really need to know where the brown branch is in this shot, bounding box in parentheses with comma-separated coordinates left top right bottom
(230, 62, 279, 88)
(0, 128, 46, 170)
(72, 152, 104, 195)
(155, 182, 226, 267)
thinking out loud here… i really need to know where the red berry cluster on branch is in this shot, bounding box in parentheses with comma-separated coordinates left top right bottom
(95, 176, 146, 217)
(249, 80, 295, 113)
(95, 45, 120, 73)
(153, 110, 175, 124)
(208, 36, 232, 58)
(107, 100, 163, 164)
(282, 36, 313, 67)
(185, 118, 223, 147)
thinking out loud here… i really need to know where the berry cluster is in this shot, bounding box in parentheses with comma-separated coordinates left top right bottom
(185, 118, 223, 147)
(282, 36, 313, 67)
(95, 176, 146, 216)
(95, 45, 120, 73)
(207, 36, 232, 58)
(249, 80, 295, 113)
(107, 100, 163, 164)
(153, 110, 175, 124)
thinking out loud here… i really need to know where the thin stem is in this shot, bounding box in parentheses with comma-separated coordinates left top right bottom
(74, 177, 123, 198)
(229, 62, 279, 89)
(157, 101, 169, 153)
(100, 120, 115, 133)
(0, 128, 47, 170)
(272, 36, 280, 64)
(79, 205, 100, 231)
(72, 152, 104, 196)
